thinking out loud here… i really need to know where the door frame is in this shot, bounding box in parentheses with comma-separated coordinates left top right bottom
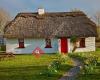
(58, 37, 68, 54)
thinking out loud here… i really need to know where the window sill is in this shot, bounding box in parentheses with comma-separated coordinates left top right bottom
(45, 47, 52, 48)
(16, 47, 25, 49)
(77, 47, 86, 48)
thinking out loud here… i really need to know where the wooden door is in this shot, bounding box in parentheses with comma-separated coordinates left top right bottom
(61, 38, 68, 54)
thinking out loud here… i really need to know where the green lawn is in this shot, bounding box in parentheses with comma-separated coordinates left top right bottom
(0, 54, 73, 80)
(69, 48, 100, 80)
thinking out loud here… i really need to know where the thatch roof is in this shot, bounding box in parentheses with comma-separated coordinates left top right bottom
(4, 11, 97, 38)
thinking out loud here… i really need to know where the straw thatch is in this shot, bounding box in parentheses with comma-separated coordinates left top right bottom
(4, 11, 97, 38)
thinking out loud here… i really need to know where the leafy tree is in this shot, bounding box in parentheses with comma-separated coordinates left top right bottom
(0, 8, 10, 34)
(93, 11, 100, 41)
(94, 11, 100, 26)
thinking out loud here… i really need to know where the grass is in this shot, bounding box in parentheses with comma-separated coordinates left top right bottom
(69, 48, 100, 80)
(0, 54, 73, 80)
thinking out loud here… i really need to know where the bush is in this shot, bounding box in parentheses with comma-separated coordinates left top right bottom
(83, 56, 98, 74)
(40, 54, 68, 77)
(70, 36, 78, 43)
(68, 53, 87, 62)
(40, 60, 60, 77)
(69, 52, 99, 74)
(48, 60, 61, 70)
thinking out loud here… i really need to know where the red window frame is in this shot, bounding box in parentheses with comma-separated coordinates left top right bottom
(45, 38, 52, 48)
(79, 38, 85, 48)
(18, 38, 25, 48)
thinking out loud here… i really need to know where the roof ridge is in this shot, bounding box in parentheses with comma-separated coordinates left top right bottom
(17, 11, 85, 15)
(16, 11, 86, 18)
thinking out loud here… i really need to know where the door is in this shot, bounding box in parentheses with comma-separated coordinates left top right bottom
(61, 38, 68, 54)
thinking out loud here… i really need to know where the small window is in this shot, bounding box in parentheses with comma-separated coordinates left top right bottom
(0, 38, 4, 45)
(79, 38, 85, 48)
(18, 38, 25, 48)
(45, 38, 52, 48)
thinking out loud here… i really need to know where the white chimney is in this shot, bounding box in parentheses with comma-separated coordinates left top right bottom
(38, 8, 45, 15)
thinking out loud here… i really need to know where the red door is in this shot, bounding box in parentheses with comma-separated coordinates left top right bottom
(61, 38, 68, 54)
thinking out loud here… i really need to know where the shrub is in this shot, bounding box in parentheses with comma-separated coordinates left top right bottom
(40, 60, 60, 77)
(40, 54, 68, 77)
(69, 52, 99, 74)
(70, 36, 78, 43)
(48, 60, 61, 70)
(83, 56, 98, 74)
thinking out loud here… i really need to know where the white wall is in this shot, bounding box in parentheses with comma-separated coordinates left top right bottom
(69, 37, 96, 52)
(6, 37, 96, 54)
(67, 39, 71, 53)
(58, 39, 61, 53)
(6, 38, 58, 54)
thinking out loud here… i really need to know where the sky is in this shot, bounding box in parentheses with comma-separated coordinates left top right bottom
(0, 0, 100, 18)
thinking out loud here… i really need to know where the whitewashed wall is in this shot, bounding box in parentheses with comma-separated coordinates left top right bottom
(67, 39, 71, 53)
(6, 38, 58, 54)
(6, 37, 96, 54)
(69, 37, 96, 52)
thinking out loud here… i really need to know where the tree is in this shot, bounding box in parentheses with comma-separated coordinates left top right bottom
(94, 11, 100, 26)
(70, 36, 80, 52)
(0, 8, 10, 34)
(93, 11, 100, 39)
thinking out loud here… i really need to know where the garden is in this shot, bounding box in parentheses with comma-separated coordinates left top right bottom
(69, 48, 100, 80)
(0, 54, 73, 80)
(0, 48, 100, 80)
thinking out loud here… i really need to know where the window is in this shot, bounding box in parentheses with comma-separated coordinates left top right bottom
(0, 38, 4, 45)
(79, 38, 85, 48)
(18, 38, 25, 48)
(45, 38, 52, 48)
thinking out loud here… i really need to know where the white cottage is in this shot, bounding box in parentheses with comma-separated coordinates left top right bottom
(4, 9, 97, 54)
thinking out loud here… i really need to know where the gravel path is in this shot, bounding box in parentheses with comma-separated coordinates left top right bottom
(59, 58, 83, 80)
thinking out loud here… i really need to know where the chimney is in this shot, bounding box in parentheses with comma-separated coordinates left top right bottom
(38, 8, 45, 15)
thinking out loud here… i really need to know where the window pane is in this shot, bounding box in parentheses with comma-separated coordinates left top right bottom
(45, 38, 52, 48)
(0, 39, 4, 45)
(80, 38, 85, 48)
(18, 38, 25, 48)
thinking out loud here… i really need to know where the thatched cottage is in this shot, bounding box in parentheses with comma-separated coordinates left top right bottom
(4, 9, 97, 54)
